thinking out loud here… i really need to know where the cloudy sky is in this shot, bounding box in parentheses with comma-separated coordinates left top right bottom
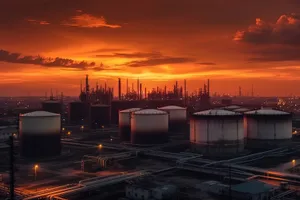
(1, 0, 300, 96)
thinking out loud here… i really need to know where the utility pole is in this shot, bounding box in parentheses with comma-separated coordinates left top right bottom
(228, 164, 232, 200)
(9, 136, 15, 200)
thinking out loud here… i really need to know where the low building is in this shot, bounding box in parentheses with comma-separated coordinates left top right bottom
(231, 180, 277, 200)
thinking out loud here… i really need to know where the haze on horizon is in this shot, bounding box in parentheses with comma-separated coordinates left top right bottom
(1, 0, 300, 97)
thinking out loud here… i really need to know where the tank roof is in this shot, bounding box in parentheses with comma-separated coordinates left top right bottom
(233, 108, 251, 112)
(133, 109, 167, 115)
(223, 105, 241, 110)
(120, 108, 142, 113)
(194, 109, 242, 116)
(43, 100, 60, 103)
(158, 105, 186, 110)
(245, 108, 290, 115)
(20, 111, 60, 117)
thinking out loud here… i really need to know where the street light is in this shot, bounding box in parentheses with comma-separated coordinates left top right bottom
(80, 125, 84, 132)
(98, 144, 102, 149)
(67, 131, 71, 136)
(62, 127, 65, 131)
(34, 165, 38, 181)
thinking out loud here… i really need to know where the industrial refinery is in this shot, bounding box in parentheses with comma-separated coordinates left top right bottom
(1, 75, 300, 200)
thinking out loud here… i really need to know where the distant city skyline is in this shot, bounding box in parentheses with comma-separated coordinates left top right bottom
(1, 0, 300, 96)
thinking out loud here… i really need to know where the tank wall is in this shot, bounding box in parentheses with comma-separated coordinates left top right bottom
(20, 116, 61, 134)
(119, 125, 131, 141)
(119, 112, 131, 126)
(20, 133, 61, 158)
(131, 114, 169, 144)
(191, 118, 244, 144)
(131, 114, 168, 133)
(160, 109, 186, 121)
(245, 117, 292, 140)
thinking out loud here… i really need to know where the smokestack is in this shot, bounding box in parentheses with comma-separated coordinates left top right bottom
(96, 81, 99, 92)
(80, 80, 83, 93)
(118, 78, 121, 100)
(207, 79, 210, 97)
(105, 82, 107, 92)
(184, 79, 187, 103)
(164, 85, 167, 95)
(137, 79, 140, 98)
(145, 88, 147, 99)
(140, 83, 142, 100)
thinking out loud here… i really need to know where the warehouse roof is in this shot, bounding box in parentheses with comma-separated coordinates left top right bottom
(20, 111, 60, 117)
(158, 105, 186, 110)
(231, 180, 275, 194)
(194, 109, 242, 116)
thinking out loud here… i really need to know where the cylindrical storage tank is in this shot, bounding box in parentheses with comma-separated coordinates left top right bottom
(90, 104, 111, 129)
(158, 105, 187, 133)
(190, 109, 244, 155)
(68, 102, 85, 124)
(244, 108, 292, 148)
(19, 111, 61, 158)
(42, 100, 62, 114)
(119, 108, 142, 141)
(131, 109, 169, 144)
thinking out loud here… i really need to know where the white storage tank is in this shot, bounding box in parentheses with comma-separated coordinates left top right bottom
(190, 109, 244, 155)
(131, 109, 169, 144)
(19, 111, 61, 158)
(244, 108, 292, 148)
(119, 108, 142, 141)
(158, 105, 187, 133)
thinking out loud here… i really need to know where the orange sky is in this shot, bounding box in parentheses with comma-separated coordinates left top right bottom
(1, 0, 300, 96)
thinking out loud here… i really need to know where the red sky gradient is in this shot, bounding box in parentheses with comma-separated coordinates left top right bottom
(1, 0, 300, 96)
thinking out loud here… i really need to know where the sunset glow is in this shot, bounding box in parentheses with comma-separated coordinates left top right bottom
(1, 0, 300, 96)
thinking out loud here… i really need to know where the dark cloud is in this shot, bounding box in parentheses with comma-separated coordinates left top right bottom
(248, 46, 300, 62)
(96, 52, 162, 58)
(196, 62, 217, 65)
(234, 13, 300, 46)
(121, 57, 195, 67)
(61, 13, 121, 28)
(0, 49, 98, 70)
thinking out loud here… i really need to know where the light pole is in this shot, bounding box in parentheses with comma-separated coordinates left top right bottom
(34, 165, 38, 181)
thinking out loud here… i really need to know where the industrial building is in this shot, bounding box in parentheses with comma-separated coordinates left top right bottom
(42, 100, 62, 114)
(157, 105, 187, 133)
(119, 108, 142, 141)
(19, 111, 61, 158)
(90, 104, 110, 129)
(190, 109, 244, 155)
(0, 125, 17, 141)
(130, 109, 169, 144)
(244, 108, 292, 148)
(68, 101, 86, 124)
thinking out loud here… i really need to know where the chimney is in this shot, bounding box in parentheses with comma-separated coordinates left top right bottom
(145, 88, 147, 99)
(137, 79, 140, 98)
(118, 78, 121, 100)
(207, 79, 210, 97)
(184, 79, 187, 102)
